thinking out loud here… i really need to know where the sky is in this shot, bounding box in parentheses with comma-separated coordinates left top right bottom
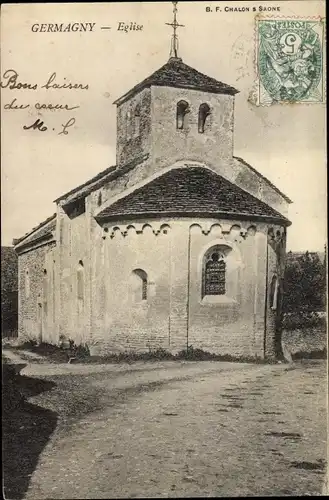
(1, 1, 326, 252)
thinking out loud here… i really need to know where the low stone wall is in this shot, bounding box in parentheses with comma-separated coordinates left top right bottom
(282, 327, 327, 356)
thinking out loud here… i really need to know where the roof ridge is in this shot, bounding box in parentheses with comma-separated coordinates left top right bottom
(55, 153, 150, 205)
(233, 156, 292, 204)
(96, 166, 290, 225)
(13, 213, 56, 246)
(54, 165, 117, 203)
(113, 58, 239, 106)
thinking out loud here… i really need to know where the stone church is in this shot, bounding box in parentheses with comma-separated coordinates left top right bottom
(14, 28, 292, 359)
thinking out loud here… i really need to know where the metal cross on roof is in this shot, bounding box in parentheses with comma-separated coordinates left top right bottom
(165, 1, 184, 59)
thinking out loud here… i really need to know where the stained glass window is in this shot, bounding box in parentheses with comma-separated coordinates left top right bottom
(204, 252, 226, 296)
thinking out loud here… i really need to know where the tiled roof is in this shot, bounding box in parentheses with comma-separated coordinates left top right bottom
(233, 156, 292, 203)
(114, 57, 239, 105)
(96, 167, 291, 225)
(13, 214, 56, 248)
(54, 165, 116, 203)
(54, 154, 150, 204)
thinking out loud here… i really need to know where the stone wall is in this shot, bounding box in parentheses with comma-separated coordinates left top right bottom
(88, 217, 276, 358)
(264, 227, 287, 359)
(282, 327, 327, 355)
(56, 204, 90, 345)
(116, 88, 151, 167)
(17, 242, 56, 343)
(91, 220, 173, 353)
(16, 211, 284, 359)
(151, 86, 234, 170)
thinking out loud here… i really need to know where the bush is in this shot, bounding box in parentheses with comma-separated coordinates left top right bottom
(174, 346, 271, 363)
(283, 311, 327, 331)
(15, 339, 38, 350)
(284, 251, 326, 315)
(88, 347, 175, 364)
(175, 346, 216, 360)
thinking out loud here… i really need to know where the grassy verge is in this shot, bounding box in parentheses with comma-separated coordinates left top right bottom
(8, 342, 278, 365)
(9, 336, 326, 365)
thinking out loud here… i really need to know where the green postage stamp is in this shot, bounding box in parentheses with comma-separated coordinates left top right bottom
(256, 19, 325, 105)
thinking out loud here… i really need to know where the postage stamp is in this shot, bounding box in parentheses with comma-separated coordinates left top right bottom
(256, 18, 325, 105)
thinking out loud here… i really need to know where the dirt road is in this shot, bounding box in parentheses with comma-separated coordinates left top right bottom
(4, 357, 327, 498)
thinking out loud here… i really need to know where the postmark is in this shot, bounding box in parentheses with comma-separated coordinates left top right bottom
(231, 34, 253, 82)
(256, 18, 325, 105)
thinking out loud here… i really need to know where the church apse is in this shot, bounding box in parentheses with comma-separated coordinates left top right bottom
(187, 220, 267, 358)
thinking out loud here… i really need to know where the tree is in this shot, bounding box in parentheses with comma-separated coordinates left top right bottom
(283, 251, 326, 315)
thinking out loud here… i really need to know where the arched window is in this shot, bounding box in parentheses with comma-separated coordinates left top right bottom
(52, 265, 56, 322)
(132, 269, 148, 301)
(97, 191, 102, 206)
(25, 270, 30, 298)
(198, 103, 211, 133)
(43, 269, 48, 317)
(77, 261, 84, 311)
(203, 247, 227, 297)
(176, 100, 189, 130)
(270, 275, 278, 310)
(68, 224, 72, 257)
(126, 109, 132, 139)
(134, 106, 141, 137)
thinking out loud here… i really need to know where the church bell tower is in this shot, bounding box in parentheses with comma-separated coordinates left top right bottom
(113, 2, 239, 176)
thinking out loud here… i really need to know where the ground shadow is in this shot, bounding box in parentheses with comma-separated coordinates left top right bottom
(2, 363, 58, 500)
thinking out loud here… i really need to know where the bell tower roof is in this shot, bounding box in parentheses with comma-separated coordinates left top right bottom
(114, 1, 238, 106)
(113, 57, 239, 106)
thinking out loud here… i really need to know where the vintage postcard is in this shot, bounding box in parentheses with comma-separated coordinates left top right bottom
(1, 1, 327, 498)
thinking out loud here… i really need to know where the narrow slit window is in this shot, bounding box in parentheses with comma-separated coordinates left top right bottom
(176, 100, 189, 130)
(97, 191, 102, 206)
(25, 270, 30, 298)
(142, 278, 147, 300)
(134, 106, 141, 137)
(43, 269, 48, 316)
(198, 103, 211, 133)
(270, 275, 278, 310)
(126, 110, 132, 139)
(77, 261, 84, 307)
